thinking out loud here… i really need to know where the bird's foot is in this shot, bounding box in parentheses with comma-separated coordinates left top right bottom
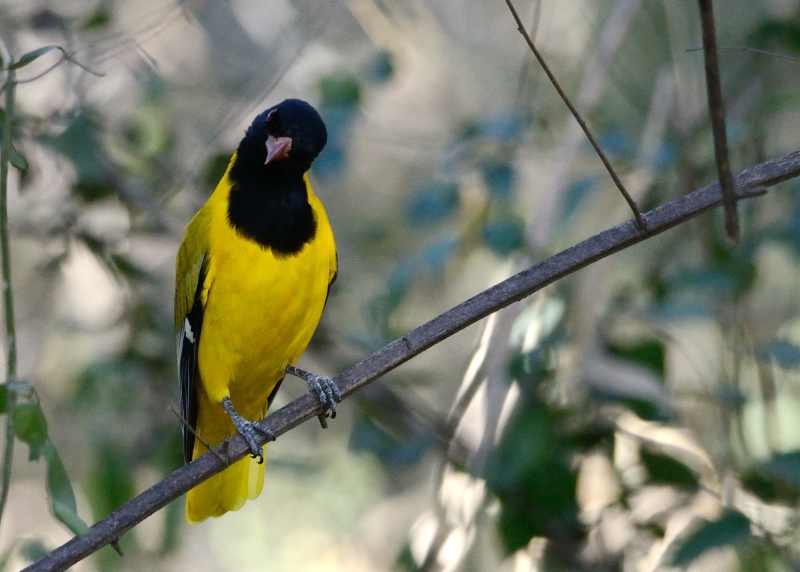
(285, 365, 342, 428)
(222, 397, 274, 464)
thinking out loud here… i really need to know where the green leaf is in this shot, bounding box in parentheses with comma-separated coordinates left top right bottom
(118, 107, 171, 159)
(13, 403, 48, 460)
(89, 444, 136, 518)
(349, 413, 430, 467)
(43, 442, 90, 536)
(319, 73, 361, 108)
(561, 178, 596, 222)
(479, 113, 522, 142)
(0, 385, 6, 414)
(740, 469, 798, 504)
(757, 340, 800, 369)
(72, 180, 113, 202)
(481, 216, 525, 256)
(0, 110, 30, 173)
(671, 510, 751, 567)
(108, 254, 149, 282)
(482, 161, 515, 200)
(762, 450, 800, 486)
(707, 238, 758, 297)
(749, 19, 800, 52)
(567, 424, 615, 452)
(743, 450, 800, 503)
(736, 542, 785, 571)
(406, 182, 460, 226)
(160, 501, 182, 555)
(9, 144, 28, 172)
(20, 540, 48, 563)
(82, 6, 112, 30)
(607, 338, 666, 379)
(41, 111, 110, 189)
(509, 347, 554, 386)
(9, 45, 63, 70)
(485, 401, 582, 553)
(640, 449, 698, 489)
(395, 544, 422, 572)
(364, 50, 394, 83)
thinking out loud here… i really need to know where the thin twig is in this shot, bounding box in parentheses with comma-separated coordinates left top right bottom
(23, 149, 800, 572)
(14, 53, 102, 86)
(697, 0, 738, 241)
(0, 47, 104, 91)
(168, 404, 227, 464)
(687, 45, 800, 65)
(504, 0, 647, 231)
(0, 68, 16, 531)
(513, 0, 543, 108)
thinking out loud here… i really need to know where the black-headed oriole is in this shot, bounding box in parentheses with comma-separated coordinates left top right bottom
(175, 99, 339, 523)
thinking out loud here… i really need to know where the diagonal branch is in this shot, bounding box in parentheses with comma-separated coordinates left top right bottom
(504, 0, 646, 231)
(697, 0, 738, 241)
(25, 149, 800, 572)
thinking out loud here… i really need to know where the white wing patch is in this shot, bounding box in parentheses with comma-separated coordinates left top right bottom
(184, 317, 196, 343)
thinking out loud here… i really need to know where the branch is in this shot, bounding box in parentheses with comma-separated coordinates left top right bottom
(697, 0, 738, 241)
(504, 0, 646, 231)
(0, 68, 16, 531)
(25, 149, 800, 572)
(12, 50, 104, 86)
(0, 46, 104, 92)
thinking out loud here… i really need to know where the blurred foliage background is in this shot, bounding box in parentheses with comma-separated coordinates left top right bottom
(1, 0, 800, 570)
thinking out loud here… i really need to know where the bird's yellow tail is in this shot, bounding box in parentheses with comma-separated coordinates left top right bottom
(185, 440, 266, 523)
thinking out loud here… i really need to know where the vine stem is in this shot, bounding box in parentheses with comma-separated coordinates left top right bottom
(0, 66, 16, 530)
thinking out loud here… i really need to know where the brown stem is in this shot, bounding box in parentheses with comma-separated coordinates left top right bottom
(0, 68, 15, 533)
(698, 0, 738, 241)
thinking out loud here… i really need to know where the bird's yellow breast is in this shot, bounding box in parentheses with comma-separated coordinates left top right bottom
(197, 173, 336, 416)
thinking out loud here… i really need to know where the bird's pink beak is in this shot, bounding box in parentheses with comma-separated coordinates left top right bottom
(265, 135, 292, 165)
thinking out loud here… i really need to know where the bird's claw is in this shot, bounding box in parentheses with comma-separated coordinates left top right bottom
(222, 396, 274, 463)
(307, 374, 341, 420)
(237, 420, 268, 464)
(285, 365, 342, 428)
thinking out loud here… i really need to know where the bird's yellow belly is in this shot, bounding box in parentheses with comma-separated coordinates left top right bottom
(197, 236, 330, 416)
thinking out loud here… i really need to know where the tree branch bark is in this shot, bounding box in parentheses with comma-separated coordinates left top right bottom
(25, 149, 800, 572)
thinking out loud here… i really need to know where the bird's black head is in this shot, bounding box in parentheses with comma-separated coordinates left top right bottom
(235, 98, 327, 176)
(226, 99, 326, 254)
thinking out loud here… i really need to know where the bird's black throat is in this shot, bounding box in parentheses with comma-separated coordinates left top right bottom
(227, 160, 317, 256)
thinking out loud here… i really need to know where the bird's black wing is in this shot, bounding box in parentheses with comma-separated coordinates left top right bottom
(324, 252, 337, 311)
(178, 256, 207, 463)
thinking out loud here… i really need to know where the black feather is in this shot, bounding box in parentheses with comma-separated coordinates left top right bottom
(180, 256, 207, 463)
(227, 170, 317, 255)
(324, 253, 338, 311)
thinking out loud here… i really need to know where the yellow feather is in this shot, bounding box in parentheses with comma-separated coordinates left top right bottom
(176, 156, 336, 523)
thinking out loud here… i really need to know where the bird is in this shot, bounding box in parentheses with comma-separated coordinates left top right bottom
(174, 98, 340, 523)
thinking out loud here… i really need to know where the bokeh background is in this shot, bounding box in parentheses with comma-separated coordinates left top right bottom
(1, 0, 800, 570)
